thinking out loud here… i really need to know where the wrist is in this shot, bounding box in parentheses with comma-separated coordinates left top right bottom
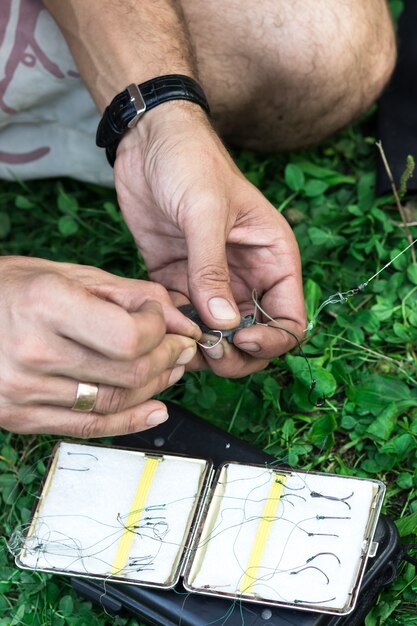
(120, 99, 211, 151)
(96, 75, 210, 166)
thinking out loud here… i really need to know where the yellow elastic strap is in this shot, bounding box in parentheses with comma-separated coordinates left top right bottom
(240, 473, 287, 594)
(111, 456, 160, 575)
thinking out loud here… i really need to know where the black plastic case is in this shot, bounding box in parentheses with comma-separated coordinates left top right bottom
(72, 402, 400, 626)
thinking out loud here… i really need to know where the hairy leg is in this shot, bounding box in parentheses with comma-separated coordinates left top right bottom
(181, 0, 396, 151)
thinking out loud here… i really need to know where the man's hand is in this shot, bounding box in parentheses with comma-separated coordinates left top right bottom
(41, 0, 306, 379)
(0, 257, 199, 437)
(115, 103, 306, 378)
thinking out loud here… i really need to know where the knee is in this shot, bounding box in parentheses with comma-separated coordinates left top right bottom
(310, 8, 397, 133)
(275, 5, 396, 148)
(221, 2, 397, 152)
(289, 3, 396, 145)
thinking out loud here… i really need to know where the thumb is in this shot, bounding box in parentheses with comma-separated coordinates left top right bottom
(186, 219, 241, 329)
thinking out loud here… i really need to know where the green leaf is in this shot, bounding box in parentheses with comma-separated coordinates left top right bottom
(10, 605, 26, 626)
(295, 161, 354, 184)
(103, 201, 122, 223)
(357, 172, 375, 211)
(395, 511, 417, 537)
(397, 472, 413, 489)
(309, 413, 337, 448)
(46, 581, 61, 604)
(380, 433, 416, 460)
(364, 610, 377, 626)
(341, 414, 357, 430)
(304, 180, 328, 197)
(366, 402, 401, 441)
(0, 212, 10, 239)
(287, 449, 299, 466)
(58, 215, 79, 237)
(407, 264, 417, 286)
(289, 379, 315, 412)
(308, 226, 346, 248)
(1, 444, 18, 464)
(282, 418, 295, 440)
(2, 482, 18, 505)
(0, 474, 16, 488)
(196, 386, 217, 410)
(347, 375, 413, 416)
(284, 164, 305, 191)
(19, 506, 32, 524)
(14, 195, 35, 209)
(361, 459, 381, 474)
(391, 246, 409, 271)
(286, 354, 337, 397)
(245, 171, 261, 186)
(303, 278, 322, 323)
(356, 310, 380, 333)
(57, 189, 78, 214)
(346, 325, 364, 345)
(393, 322, 417, 341)
(366, 599, 402, 624)
(389, 0, 404, 21)
(58, 595, 74, 617)
(17, 464, 36, 485)
(371, 299, 394, 321)
(347, 204, 363, 216)
(410, 310, 417, 327)
(262, 376, 281, 411)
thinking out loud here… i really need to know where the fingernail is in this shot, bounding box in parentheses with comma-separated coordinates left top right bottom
(146, 408, 169, 426)
(204, 342, 224, 360)
(188, 320, 203, 339)
(236, 342, 261, 353)
(168, 365, 185, 385)
(176, 346, 196, 365)
(208, 297, 237, 320)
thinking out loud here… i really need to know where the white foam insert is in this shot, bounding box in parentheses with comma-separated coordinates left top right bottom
(19, 442, 207, 585)
(187, 463, 379, 610)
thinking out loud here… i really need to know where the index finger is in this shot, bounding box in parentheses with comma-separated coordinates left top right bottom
(233, 275, 307, 359)
(49, 279, 166, 359)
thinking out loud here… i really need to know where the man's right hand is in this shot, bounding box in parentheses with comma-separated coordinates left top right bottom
(0, 257, 200, 437)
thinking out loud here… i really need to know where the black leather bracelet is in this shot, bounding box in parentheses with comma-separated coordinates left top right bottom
(96, 74, 210, 166)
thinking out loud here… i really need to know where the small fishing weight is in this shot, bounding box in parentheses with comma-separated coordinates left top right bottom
(178, 304, 255, 343)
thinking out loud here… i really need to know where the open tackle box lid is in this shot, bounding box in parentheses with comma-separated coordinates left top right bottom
(16, 403, 401, 625)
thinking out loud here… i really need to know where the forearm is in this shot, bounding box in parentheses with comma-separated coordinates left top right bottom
(42, 0, 197, 110)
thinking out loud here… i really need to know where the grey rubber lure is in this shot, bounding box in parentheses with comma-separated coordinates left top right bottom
(178, 304, 254, 343)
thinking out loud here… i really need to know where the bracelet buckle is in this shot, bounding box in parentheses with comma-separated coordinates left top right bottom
(126, 83, 146, 128)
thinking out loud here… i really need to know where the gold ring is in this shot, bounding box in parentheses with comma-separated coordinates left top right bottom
(72, 382, 99, 412)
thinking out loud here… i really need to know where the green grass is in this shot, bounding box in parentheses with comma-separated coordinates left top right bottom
(0, 109, 417, 626)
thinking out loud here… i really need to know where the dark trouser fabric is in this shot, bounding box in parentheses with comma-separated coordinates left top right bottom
(377, 0, 417, 195)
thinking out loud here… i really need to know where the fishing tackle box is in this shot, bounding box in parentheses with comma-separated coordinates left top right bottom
(69, 402, 403, 626)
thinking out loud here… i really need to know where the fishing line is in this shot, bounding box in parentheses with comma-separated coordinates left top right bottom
(194, 467, 349, 608)
(290, 566, 330, 585)
(306, 237, 417, 331)
(13, 466, 343, 564)
(250, 290, 325, 407)
(10, 449, 371, 626)
(192, 234, 417, 409)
